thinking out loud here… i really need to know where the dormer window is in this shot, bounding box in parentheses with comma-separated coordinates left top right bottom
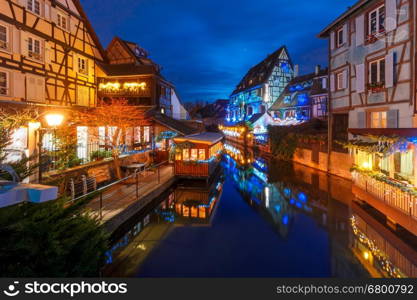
(27, 0, 41, 16)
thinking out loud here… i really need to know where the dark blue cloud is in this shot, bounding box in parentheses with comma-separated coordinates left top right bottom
(81, 0, 356, 102)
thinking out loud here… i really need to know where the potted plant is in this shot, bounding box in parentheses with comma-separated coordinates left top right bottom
(367, 82, 385, 93)
(90, 150, 112, 161)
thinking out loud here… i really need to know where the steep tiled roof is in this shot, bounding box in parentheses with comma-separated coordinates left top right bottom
(151, 112, 198, 136)
(270, 69, 328, 111)
(98, 63, 158, 76)
(231, 46, 292, 96)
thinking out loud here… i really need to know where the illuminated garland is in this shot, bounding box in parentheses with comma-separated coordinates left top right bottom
(339, 135, 409, 156)
(351, 166, 417, 196)
(350, 216, 404, 278)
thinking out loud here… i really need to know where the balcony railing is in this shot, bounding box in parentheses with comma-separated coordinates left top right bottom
(352, 171, 417, 219)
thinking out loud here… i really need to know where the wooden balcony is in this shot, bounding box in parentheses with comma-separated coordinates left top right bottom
(352, 171, 417, 220)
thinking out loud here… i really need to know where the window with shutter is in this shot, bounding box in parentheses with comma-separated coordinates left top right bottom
(0, 24, 9, 51)
(57, 13, 68, 30)
(27, 0, 41, 16)
(77, 57, 88, 75)
(336, 72, 345, 90)
(0, 71, 9, 96)
(336, 27, 344, 47)
(370, 111, 387, 128)
(28, 36, 42, 61)
(368, 58, 385, 92)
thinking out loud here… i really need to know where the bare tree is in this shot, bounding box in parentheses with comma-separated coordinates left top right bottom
(75, 99, 147, 179)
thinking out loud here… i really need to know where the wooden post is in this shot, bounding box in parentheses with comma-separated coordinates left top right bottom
(136, 171, 139, 200)
(99, 193, 103, 219)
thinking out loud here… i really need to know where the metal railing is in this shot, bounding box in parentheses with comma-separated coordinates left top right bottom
(69, 161, 173, 221)
(352, 171, 417, 219)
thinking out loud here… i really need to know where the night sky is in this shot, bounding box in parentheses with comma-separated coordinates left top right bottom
(81, 0, 356, 103)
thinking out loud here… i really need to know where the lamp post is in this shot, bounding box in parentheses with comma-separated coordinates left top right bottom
(37, 113, 64, 183)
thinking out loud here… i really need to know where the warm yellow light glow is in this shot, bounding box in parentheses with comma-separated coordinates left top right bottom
(98, 82, 121, 91)
(45, 114, 64, 127)
(362, 161, 371, 169)
(99, 81, 147, 91)
(363, 251, 370, 260)
(28, 122, 41, 130)
(123, 82, 147, 90)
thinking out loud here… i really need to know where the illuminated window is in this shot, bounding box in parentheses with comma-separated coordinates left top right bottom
(368, 5, 385, 35)
(98, 126, 106, 146)
(199, 149, 205, 160)
(27, 0, 41, 15)
(190, 149, 198, 160)
(144, 126, 150, 143)
(183, 149, 189, 161)
(134, 127, 141, 143)
(175, 152, 181, 160)
(370, 111, 387, 128)
(0, 71, 9, 95)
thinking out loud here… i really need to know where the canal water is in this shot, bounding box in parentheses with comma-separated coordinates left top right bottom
(104, 147, 417, 278)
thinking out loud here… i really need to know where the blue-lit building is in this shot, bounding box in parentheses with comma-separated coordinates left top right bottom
(269, 66, 328, 126)
(225, 46, 295, 125)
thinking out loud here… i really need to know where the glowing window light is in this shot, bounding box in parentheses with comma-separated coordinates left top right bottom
(45, 114, 64, 127)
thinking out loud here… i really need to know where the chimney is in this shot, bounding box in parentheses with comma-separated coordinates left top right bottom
(294, 65, 299, 77)
(315, 65, 321, 75)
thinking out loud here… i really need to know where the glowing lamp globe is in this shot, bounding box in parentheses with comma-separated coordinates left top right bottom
(45, 114, 64, 127)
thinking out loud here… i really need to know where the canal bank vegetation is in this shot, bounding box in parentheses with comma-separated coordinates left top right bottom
(0, 198, 108, 277)
(268, 119, 327, 160)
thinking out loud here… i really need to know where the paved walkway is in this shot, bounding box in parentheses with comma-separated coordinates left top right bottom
(86, 165, 174, 222)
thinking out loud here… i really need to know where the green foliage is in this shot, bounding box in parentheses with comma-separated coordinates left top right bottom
(0, 108, 39, 181)
(268, 119, 328, 160)
(0, 199, 109, 277)
(351, 166, 417, 196)
(155, 131, 177, 143)
(90, 150, 112, 161)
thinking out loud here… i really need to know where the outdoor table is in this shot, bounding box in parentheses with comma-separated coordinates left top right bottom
(125, 163, 146, 175)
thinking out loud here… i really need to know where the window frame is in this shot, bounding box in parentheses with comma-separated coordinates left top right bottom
(368, 57, 385, 85)
(367, 4, 386, 36)
(336, 27, 344, 48)
(28, 36, 42, 61)
(57, 12, 68, 31)
(0, 24, 9, 51)
(77, 57, 88, 75)
(0, 70, 9, 96)
(27, 0, 41, 16)
(336, 71, 345, 91)
(367, 108, 388, 129)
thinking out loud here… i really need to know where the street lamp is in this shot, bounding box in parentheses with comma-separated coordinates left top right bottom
(37, 113, 65, 183)
(45, 114, 64, 127)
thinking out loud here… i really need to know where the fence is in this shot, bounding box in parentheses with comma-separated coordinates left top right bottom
(69, 161, 174, 221)
(352, 171, 417, 220)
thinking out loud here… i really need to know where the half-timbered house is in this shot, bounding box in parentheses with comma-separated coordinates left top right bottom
(97, 37, 197, 161)
(269, 66, 328, 126)
(222, 46, 294, 144)
(0, 0, 106, 180)
(319, 0, 417, 222)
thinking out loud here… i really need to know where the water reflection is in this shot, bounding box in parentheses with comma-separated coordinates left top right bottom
(104, 144, 417, 278)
